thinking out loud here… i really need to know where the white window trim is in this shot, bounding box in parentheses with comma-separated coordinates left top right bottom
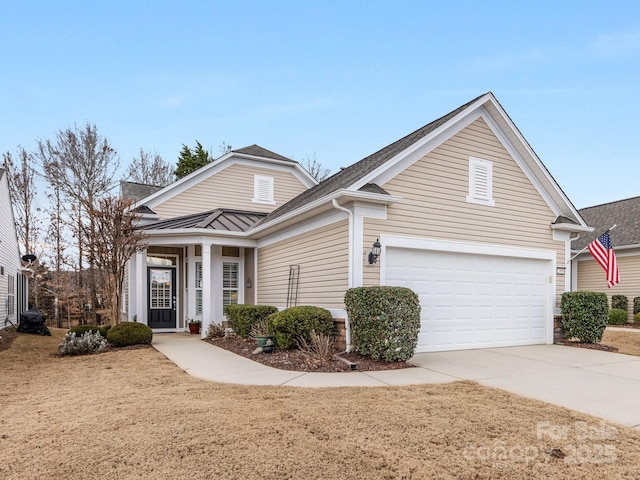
(252, 175, 275, 205)
(466, 156, 495, 207)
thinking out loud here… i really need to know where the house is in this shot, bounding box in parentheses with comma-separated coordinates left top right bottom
(572, 196, 640, 319)
(125, 92, 591, 352)
(0, 168, 29, 330)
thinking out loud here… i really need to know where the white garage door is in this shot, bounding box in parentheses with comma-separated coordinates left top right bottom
(386, 247, 551, 353)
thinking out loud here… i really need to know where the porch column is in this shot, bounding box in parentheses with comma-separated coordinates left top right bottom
(134, 249, 147, 324)
(201, 241, 212, 338)
(186, 244, 196, 324)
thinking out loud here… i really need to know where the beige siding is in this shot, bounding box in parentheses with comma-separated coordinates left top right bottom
(577, 253, 640, 320)
(153, 164, 308, 219)
(364, 117, 566, 303)
(257, 220, 349, 309)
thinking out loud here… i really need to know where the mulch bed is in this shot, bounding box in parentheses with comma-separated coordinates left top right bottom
(206, 335, 413, 373)
(555, 340, 619, 352)
(0, 329, 19, 353)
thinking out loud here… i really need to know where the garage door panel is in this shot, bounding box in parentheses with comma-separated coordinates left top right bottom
(386, 247, 551, 352)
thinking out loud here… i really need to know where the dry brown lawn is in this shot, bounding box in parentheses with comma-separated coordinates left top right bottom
(2, 329, 640, 479)
(602, 328, 640, 356)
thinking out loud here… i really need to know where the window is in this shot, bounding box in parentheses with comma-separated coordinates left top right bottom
(222, 262, 239, 306)
(466, 157, 495, 206)
(7, 274, 14, 315)
(195, 261, 203, 316)
(252, 175, 275, 204)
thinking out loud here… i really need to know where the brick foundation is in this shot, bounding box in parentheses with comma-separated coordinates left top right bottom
(553, 314, 565, 343)
(333, 318, 347, 351)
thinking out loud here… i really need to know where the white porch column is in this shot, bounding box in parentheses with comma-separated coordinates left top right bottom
(201, 242, 212, 337)
(134, 249, 147, 324)
(186, 244, 196, 324)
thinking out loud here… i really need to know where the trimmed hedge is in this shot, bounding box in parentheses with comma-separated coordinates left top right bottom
(106, 322, 153, 347)
(635, 312, 640, 325)
(268, 306, 334, 350)
(68, 325, 111, 338)
(611, 295, 628, 311)
(344, 286, 420, 362)
(608, 308, 628, 325)
(560, 291, 608, 343)
(223, 304, 278, 338)
(634, 297, 640, 315)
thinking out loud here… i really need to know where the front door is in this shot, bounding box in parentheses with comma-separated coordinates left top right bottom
(147, 267, 177, 329)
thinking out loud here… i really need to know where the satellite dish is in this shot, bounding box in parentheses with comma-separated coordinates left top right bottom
(21, 254, 37, 264)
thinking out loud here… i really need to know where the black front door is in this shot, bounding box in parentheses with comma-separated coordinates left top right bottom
(147, 267, 177, 329)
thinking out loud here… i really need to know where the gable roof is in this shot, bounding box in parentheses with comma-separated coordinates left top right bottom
(258, 92, 589, 232)
(132, 144, 316, 211)
(142, 209, 267, 233)
(574, 196, 640, 250)
(121, 181, 164, 201)
(231, 144, 296, 163)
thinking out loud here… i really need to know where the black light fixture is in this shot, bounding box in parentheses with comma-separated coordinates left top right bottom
(368, 238, 381, 264)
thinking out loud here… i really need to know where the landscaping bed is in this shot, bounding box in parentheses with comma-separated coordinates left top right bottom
(206, 335, 413, 372)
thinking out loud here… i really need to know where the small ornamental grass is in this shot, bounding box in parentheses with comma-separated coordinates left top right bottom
(59, 331, 108, 356)
(296, 331, 335, 365)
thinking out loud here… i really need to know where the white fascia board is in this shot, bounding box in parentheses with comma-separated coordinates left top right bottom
(134, 154, 316, 210)
(146, 232, 257, 247)
(550, 222, 593, 233)
(481, 99, 588, 228)
(248, 189, 401, 236)
(352, 95, 493, 191)
(257, 210, 347, 248)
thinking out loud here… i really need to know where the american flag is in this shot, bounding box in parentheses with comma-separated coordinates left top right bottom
(587, 231, 620, 288)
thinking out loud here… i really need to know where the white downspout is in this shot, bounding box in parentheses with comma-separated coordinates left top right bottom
(332, 199, 353, 352)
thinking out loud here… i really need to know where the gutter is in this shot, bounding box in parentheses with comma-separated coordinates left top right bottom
(332, 199, 353, 353)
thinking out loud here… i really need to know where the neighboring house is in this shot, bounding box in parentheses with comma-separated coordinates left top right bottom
(126, 93, 591, 353)
(0, 168, 28, 329)
(573, 196, 640, 319)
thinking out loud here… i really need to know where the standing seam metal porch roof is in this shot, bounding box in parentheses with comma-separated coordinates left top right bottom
(141, 209, 267, 232)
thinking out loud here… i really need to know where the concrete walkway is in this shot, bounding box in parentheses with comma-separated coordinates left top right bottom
(152, 333, 640, 429)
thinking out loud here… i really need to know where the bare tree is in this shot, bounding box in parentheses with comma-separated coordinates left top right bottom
(90, 196, 147, 326)
(301, 153, 331, 182)
(2, 146, 41, 256)
(126, 149, 174, 187)
(218, 141, 233, 157)
(36, 122, 120, 324)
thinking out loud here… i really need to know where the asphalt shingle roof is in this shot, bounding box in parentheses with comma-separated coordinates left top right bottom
(232, 145, 296, 163)
(121, 181, 164, 201)
(575, 197, 640, 250)
(260, 93, 488, 225)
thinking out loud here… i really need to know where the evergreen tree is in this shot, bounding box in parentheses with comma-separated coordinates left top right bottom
(175, 141, 212, 179)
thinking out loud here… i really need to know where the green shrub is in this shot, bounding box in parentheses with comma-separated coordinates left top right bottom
(223, 304, 278, 338)
(269, 306, 334, 350)
(560, 291, 608, 343)
(611, 295, 628, 311)
(59, 331, 107, 356)
(106, 322, 153, 347)
(634, 297, 640, 315)
(635, 312, 640, 324)
(608, 309, 628, 325)
(344, 286, 420, 362)
(69, 325, 111, 338)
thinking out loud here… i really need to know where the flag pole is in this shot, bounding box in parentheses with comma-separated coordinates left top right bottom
(567, 224, 617, 264)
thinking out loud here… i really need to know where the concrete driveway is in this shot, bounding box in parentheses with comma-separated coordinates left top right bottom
(410, 345, 640, 429)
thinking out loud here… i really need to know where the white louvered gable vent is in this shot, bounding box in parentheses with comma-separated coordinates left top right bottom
(466, 157, 495, 207)
(253, 175, 275, 204)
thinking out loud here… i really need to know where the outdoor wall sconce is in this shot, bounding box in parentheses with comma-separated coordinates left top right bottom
(368, 238, 381, 264)
(246, 278, 253, 289)
(556, 266, 566, 275)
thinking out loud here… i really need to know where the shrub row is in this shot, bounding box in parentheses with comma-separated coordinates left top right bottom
(268, 306, 334, 350)
(61, 322, 153, 355)
(223, 305, 278, 338)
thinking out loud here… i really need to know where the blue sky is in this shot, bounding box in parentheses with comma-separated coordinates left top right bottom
(2, 1, 639, 209)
